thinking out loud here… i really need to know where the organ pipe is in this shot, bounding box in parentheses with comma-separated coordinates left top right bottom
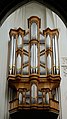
(56, 88, 59, 101)
(33, 44, 35, 73)
(31, 84, 37, 103)
(47, 53, 52, 74)
(52, 36, 56, 74)
(31, 22, 37, 39)
(19, 92, 22, 104)
(31, 44, 38, 73)
(45, 92, 49, 104)
(46, 34, 52, 75)
(35, 45, 38, 73)
(55, 35, 59, 74)
(46, 34, 51, 49)
(17, 34, 22, 48)
(9, 36, 14, 74)
(16, 54, 21, 74)
(12, 38, 16, 74)
(31, 45, 33, 73)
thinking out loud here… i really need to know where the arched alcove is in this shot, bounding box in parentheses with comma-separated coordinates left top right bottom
(0, 0, 67, 27)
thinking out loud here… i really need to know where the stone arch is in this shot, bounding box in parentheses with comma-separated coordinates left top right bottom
(0, 0, 67, 27)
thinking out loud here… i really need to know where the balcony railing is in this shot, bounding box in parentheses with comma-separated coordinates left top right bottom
(9, 98, 18, 111)
(50, 99, 59, 113)
(9, 98, 59, 114)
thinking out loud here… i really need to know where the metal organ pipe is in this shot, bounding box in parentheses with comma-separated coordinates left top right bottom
(46, 34, 51, 49)
(31, 45, 33, 73)
(33, 44, 35, 73)
(45, 92, 49, 104)
(31, 22, 37, 39)
(16, 54, 21, 74)
(13, 38, 16, 74)
(52, 36, 56, 74)
(30, 22, 38, 74)
(17, 35, 22, 48)
(47, 53, 52, 74)
(56, 88, 59, 101)
(35, 45, 38, 73)
(46, 34, 52, 74)
(9, 36, 14, 74)
(19, 92, 22, 104)
(31, 44, 38, 73)
(31, 84, 37, 103)
(55, 35, 59, 74)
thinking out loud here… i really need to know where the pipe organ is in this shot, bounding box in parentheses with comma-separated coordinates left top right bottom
(8, 16, 61, 119)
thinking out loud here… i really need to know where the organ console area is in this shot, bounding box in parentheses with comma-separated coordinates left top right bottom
(8, 16, 61, 119)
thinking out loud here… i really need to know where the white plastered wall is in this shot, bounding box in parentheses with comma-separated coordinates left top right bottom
(0, 2, 67, 119)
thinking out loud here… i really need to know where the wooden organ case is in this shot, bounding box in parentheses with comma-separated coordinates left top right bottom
(8, 16, 61, 119)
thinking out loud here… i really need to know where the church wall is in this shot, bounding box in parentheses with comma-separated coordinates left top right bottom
(0, 2, 67, 119)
